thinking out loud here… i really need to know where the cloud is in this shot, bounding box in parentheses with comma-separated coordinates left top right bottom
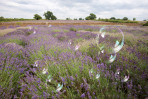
(0, 0, 147, 20)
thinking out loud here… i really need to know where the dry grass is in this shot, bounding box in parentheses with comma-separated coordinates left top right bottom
(0, 27, 28, 36)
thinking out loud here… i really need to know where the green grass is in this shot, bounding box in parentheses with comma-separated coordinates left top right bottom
(76, 33, 80, 37)
(0, 38, 27, 47)
(0, 18, 34, 22)
(52, 30, 61, 32)
(70, 28, 77, 32)
(52, 33, 58, 37)
(58, 36, 67, 41)
(16, 22, 22, 25)
(85, 28, 93, 32)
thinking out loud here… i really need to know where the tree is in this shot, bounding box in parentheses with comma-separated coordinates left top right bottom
(66, 18, 71, 20)
(0, 16, 5, 21)
(123, 17, 128, 20)
(85, 16, 90, 20)
(79, 18, 83, 20)
(33, 14, 42, 20)
(0, 16, 4, 19)
(133, 18, 136, 21)
(85, 13, 96, 20)
(110, 17, 116, 20)
(43, 11, 57, 20)
(143, 21, 148, 26)
(89, 13, 97, 20)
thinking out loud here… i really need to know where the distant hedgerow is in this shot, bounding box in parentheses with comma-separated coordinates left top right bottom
(143, 21, 148, 26)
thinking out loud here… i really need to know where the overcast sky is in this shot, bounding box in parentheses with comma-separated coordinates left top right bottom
(0, 0, 148, 20)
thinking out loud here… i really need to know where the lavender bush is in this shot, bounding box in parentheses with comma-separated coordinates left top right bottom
(0, 25, 147, 99)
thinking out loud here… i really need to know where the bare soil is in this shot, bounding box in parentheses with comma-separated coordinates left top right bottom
(0, 20, 142, 28)
(0, 27, 28, 36)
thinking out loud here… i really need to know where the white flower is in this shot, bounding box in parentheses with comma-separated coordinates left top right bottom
(34, 61, 38, 67)
(115, 69, 120, 80)
(101, 50, 104, 53)
(48, 25, 52, 27)
(46, 75, 52, 82)
(68, 40, 72, 45)
(42, 68, 48, 74)
(33, 30, 36, 34)
(75, 45, 80, 51)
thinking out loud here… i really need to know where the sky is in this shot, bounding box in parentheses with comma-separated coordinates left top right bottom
(0, 0, 148, 21)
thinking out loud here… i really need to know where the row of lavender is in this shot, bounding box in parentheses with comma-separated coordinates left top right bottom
(0, 25, 147, 98)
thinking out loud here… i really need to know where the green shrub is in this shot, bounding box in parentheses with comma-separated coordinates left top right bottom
(16, 22, 22, 25)
(123, 17, 128, 20)
(76, 33, 80, 36)
(87, 44, 100, 59)
(143, 21, 148, 26)
(72, 38, 83, 45)
(58, 36, 66, 41)
(52, 34, 58, 37)
(52, 30, 61, 32)
(26, 31, 33, 35)
(70, 28, 77, 32)
(33, 14, 42, 20)
(85, 28, 93, 32)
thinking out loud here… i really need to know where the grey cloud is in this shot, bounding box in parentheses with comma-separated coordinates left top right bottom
(56, 0, 92, 8)
(0, 0, 147, 20)
(89, 2, 148, 16)
(16, 1, 30, 5)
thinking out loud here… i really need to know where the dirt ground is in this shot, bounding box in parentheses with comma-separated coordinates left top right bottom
(0, 20, 144, 37)
(0, 20, 142, 28)
(0, 27, 28, 36)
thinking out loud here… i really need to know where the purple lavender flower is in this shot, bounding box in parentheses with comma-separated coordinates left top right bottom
(80, 93, 85, 98)
(93, 92, 95, 95)
(61, 77, 65, 82)
(80, 83, 84, 88)
(52, 96, 55, 99)
(88, 96, 92, 99)
(70, 76, 75, 81)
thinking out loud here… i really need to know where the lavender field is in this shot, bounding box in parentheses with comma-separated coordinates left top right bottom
(0, 24, 148, 99)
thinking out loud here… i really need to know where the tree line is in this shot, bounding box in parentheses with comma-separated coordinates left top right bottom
(34, 11, 57, 20)
(1, 10, 147, 23)
(34, 11, 138, 22)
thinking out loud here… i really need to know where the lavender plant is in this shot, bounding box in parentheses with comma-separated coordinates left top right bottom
(0, 25, 147, 98)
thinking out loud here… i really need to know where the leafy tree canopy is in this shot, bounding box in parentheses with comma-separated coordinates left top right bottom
(33, 14, 42, 20)
(133, 18, 136, 21)
(123, 17, 128, 20)
(43, 11, 57, 20)
(85, 13, 96, 20)
(110, 17, 116, 20)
